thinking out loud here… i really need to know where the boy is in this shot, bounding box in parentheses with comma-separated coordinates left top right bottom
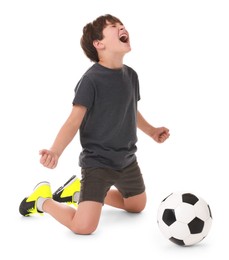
(19, 14, 170, 235)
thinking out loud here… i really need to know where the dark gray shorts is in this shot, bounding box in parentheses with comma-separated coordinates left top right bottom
(78, 160, 145, 204)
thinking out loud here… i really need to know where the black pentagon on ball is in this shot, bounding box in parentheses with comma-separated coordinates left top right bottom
(182, 193, 199, 205)
(162, 209, 176, 226)
(169, 237, 185, 246)
(188, 217, 204, 234)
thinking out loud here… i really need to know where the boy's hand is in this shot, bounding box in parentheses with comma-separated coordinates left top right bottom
(39, 149, 59, 169)
(150, 127, 170, 143)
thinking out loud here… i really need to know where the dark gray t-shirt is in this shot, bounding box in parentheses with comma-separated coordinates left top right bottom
(73, 63, 140, 170)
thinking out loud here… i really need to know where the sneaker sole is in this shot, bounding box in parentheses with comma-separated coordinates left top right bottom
(53, 175, 80, 204)
(53, 175, 78, 195)
(33, 181, 50, 190)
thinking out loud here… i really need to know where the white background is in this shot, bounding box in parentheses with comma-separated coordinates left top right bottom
(1, 0, 228, 259)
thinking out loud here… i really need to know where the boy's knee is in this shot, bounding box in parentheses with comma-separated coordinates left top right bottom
(125, 203, 146, 213)
(70, 222, 98, 235)
(124, 192, 147, 213)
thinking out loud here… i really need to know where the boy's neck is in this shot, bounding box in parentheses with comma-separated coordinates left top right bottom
(98, 56, 124, 69)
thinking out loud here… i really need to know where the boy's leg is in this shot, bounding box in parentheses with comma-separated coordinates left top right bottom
(42, 199, 102, 235)
(105, 161, 146, 212)
(105, 190, 146, 213)
(19, 175, 102, 235)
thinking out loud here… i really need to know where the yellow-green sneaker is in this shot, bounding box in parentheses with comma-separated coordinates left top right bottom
(52, 175, 81, 206)
(19, 181, 52, 216)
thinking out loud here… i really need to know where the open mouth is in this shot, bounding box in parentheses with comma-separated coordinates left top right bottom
(119, 34, 128, 43)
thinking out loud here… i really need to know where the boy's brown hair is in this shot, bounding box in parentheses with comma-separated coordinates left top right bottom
(80, 14, 122, 62)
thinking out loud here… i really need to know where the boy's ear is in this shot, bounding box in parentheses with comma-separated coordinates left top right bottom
(93, 40, 104, 50)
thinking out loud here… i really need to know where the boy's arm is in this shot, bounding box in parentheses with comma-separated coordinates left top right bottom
(137, 111, 170, 143)
(39, 105, 87, 168)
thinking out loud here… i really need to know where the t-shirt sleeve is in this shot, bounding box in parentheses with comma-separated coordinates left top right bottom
(72, 75, 95, 109)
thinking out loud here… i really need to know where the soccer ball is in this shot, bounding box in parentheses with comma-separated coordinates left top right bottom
(157, 192, 213, 246)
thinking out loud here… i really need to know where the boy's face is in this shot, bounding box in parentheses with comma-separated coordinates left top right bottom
(98, 21, 131, 55)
